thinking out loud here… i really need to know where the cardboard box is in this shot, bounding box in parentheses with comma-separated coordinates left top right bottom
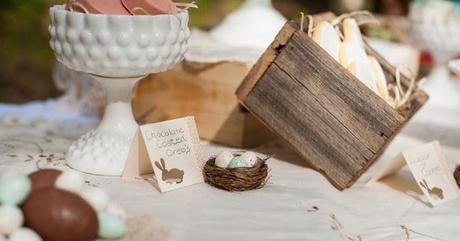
(133, 60, 275, 148)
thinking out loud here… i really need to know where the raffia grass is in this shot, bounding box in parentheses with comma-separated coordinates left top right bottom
(203, 157, 269, 192)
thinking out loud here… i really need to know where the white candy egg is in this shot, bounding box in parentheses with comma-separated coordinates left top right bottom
(240, 151, 258, 166)
(106, 202, 128, 221)
(55, 170, 84, 193)
(81, 187, 109, 211)
(9, 228, 43, 241)
(0, 205, 24, 235)
(215, 151, 234, 168)
(0, 169, 20, 182)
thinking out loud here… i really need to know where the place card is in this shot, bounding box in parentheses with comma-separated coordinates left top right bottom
(122, 116, 204, 192)
(369, 141, 460, 206)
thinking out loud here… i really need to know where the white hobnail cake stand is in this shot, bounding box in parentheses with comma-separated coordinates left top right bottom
(48, 5, 190, 176)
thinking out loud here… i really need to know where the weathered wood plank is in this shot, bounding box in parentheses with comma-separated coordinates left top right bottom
(275, 31, 405, 154)
(236, 12, 336, 100)
(247, 64, 370, 186)
(236, 19, 429, 190)
(236, 22, 297, 100)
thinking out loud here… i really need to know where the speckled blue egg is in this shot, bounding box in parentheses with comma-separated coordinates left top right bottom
(228, 156, 251, 168)
(0, 175, 31, 205)
(98, 211, 127, 239)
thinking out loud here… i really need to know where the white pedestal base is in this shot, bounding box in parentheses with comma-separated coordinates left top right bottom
(66, 76, 141, 176)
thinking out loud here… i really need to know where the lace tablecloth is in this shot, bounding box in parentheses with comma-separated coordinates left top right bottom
(1, 66, 460, 241)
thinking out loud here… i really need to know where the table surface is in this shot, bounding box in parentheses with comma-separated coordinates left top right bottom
(1, 66, 460, 241)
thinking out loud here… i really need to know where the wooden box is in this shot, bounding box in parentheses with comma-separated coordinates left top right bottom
(236, 16, 429, 190)
(133, 61, 275, 148)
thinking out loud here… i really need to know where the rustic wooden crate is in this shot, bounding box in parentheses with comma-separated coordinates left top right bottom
(236, 15, 429, 190)
(132, 60, 275, 148)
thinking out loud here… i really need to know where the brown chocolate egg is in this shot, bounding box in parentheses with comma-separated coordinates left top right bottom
(22, 188, 98, 241)
(29, 169, 62, 193)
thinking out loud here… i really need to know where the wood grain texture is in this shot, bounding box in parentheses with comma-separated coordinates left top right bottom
(235, 22, 297, 100)
(236, 20, 429, 190)
(133, 61, 275, 148)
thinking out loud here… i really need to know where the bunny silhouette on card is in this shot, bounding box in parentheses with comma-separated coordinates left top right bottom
(419, 179, 444, 200)
(155, 158, 184, 184)
(122, 116, 204, 192)
(368, 141, 459, 206)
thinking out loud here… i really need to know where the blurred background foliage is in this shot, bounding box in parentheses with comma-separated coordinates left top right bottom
(0, 0, 410, 103)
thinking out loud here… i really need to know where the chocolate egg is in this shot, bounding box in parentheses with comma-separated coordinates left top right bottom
(29, 169, 62, 193)
(22, 188, 98, 241)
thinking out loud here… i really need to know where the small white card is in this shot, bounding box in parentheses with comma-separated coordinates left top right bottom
(122, 116, 204, 192)
(368, 141, 460, 206)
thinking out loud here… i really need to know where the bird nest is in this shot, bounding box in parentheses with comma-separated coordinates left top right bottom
(203, 155, 269, 192)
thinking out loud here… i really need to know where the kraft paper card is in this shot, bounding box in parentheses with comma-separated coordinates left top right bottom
(122, 116, 204, 192)
(368, 141, 460, 206)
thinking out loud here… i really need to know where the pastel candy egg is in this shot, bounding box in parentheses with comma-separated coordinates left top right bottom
(55, 170, 84, 193)
(215, 151, 234, 168)
(81, 187, 109, 211)
(240, 151, 258, 167)
(106, 203, 128, 222)
(228, 156, 251, 168)
(0, 234, 6, 241)
(0, 175, 31, 205)
(98, 211, 127, 239)
(9, 228, 43, 241)
(0, 205, 24, 235)
(0, 169, 20, 181)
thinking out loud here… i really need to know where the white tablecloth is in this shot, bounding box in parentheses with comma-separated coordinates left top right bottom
(1, 66, 460, 241)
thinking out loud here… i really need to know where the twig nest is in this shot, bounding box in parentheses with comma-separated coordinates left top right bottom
(203, 151, 269, 192)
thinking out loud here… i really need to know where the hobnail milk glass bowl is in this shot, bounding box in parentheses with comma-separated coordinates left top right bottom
(49, 5, 189, 77)
(48, 5, 190, 176)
